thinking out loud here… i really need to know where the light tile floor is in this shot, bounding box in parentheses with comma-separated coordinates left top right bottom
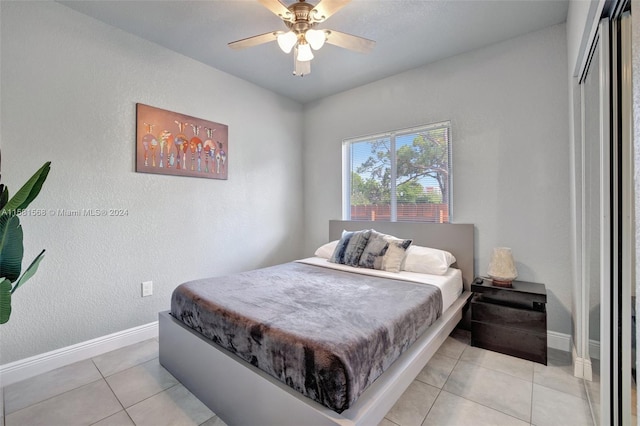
(0, 329, 593, 426)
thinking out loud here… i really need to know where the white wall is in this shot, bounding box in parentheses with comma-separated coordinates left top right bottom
(0, 2, 304, 364)
(303, 24, 572, 334)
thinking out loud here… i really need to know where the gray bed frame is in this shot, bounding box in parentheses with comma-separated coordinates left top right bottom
(159, 221, 474, 425)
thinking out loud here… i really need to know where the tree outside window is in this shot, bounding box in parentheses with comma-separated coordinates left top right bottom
(345, 122, 451, 222)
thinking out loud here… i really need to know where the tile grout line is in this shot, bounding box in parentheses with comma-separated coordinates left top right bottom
(458, 357, 535, 382)
(6, 343, 165, 426)
(90, 357, 131, 426)
(2, 377, 106, 420)
(418, 346, 462, 425)
(529, 372, 535, 426)
(124, 383, 183, 417)
(532, 381, 590, 402)
(95, 355, 161, 381)
(91, 357, 108, 381)
(458, 345, 537, 383)
(90, 356, 184, 426)
(440, 353, 534, 424)
(454, 357, 535, 387)
(420, 386, 443, 425)
(2, 360, 104, 417)
(90, 340, 159, 378)
(198, 415, 221, 426)
(438, 388, 533, 426)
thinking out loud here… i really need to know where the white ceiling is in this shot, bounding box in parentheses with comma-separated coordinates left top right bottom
(58, 0, 569, 104)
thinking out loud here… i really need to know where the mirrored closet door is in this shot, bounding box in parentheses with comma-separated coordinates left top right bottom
(580, 17, 610, 424)
(617, 10, 634, 425)
(579, 3, 634, 424)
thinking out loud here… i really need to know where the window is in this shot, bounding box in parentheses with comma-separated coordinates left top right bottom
(343, 121, 452, 223)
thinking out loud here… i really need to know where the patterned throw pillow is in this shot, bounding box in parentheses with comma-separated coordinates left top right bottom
(359, 230, 412, 273)
(381, 235, 413, 273)
(329, 230, 372, 267)
(358, 230, 389, 269)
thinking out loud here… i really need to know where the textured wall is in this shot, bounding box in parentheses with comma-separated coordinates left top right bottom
(303, 24, 572, 334)
(0, 2, 303, 364)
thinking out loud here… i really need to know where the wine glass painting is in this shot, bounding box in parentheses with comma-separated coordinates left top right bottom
(136, 103, 228, 180)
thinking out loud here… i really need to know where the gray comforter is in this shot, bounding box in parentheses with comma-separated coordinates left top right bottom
(171, 262, 442, 412)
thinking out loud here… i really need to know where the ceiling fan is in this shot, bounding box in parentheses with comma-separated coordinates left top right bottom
(228, 0, 375, 77)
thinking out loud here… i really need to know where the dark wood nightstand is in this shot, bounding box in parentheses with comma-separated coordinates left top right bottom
(471, 278, 547, 364)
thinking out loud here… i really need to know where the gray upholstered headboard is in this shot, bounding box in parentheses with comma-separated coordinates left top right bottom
(329, 220, 475, 291)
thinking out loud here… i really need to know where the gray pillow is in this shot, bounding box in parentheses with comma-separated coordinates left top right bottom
(358, 230, 389, 269)
(329, 229, 372, 267)
(359, 230, 412, 272)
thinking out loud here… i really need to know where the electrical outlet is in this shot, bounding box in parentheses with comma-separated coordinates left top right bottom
(141, 281, 153, 297)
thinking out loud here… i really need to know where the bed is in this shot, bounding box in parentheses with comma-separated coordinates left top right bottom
(159, 220, 474, 425)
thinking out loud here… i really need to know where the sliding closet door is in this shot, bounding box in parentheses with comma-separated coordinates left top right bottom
(616, 10, 633, 426)
(581, 18, 611, 426)
(580, 5, 634, 424)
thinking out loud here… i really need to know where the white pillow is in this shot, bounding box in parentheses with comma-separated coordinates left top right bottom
(314, 240, 339, 259)
(402, 245, 456, 275)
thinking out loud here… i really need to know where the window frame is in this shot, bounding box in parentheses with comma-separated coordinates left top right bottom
(342, 120, 453, 222)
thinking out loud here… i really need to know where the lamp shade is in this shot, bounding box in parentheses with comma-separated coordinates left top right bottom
(487, 247, 517, 286)
(296, 42, 314, 61)
(305, 29, 326, 50)
(277, 31, 297, 54)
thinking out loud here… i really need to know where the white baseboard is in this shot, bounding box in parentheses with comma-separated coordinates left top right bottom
(573, 356, 593, 380)
(572, 343, 593, 380)
(548, 330, 572, 352)
(0, 321, 158, 387)
(549, 331, 592, 378)
(583, 357, 593, 381)
(572, 345, 584, 378)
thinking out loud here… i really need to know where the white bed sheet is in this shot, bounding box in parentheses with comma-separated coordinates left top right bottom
(296, 257, 463, 312)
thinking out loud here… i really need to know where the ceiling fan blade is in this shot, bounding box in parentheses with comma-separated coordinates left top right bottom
(258, 0, 294, 22)
(310, 0, 350, 22)
(228, 31, 280, 50)
(325, 30, 375, 54)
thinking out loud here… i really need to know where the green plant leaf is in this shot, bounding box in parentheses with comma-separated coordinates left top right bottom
(12, 249, 45, 294)
(0, 214, 23, 282)
(0, 277, 12, 324)
(1, 162, 51, 214)
(0, 185, 7, 210)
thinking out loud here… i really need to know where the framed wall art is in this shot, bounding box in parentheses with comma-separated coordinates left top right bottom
(136, 103, 228, 180)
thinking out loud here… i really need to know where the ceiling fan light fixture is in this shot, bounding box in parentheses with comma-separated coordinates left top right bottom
(293, 57, 311, 77)
(296, 41, 314, 61)
(305, 29, 326, 50)
(229, 0, 376, 77)
(277, 30, 297, 53)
